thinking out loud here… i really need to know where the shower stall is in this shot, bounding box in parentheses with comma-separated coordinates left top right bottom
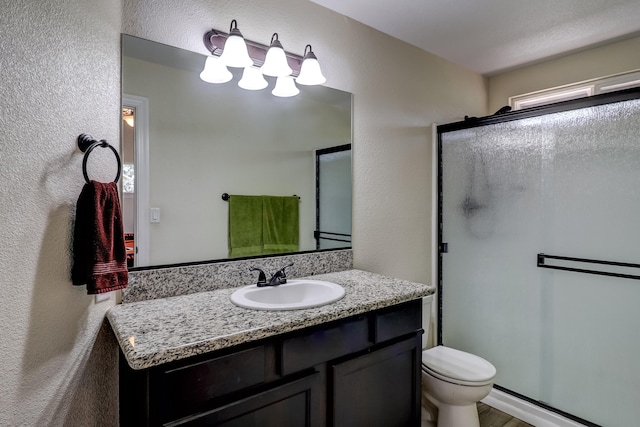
(437, 88, 640, 427)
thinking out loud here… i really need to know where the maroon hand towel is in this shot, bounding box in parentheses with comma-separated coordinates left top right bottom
(72, 181, 128, 294)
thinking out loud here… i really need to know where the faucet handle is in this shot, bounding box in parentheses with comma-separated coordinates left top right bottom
(250, 266, 267, 286)
(277, 262, 294, 284)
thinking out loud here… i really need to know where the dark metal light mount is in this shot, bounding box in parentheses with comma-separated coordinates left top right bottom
(203, 28, 304, 77)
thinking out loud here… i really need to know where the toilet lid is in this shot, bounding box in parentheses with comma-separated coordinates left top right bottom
(422, 346, 496, 384)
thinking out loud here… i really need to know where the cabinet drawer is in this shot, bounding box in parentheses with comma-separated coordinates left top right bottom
(374, 300, 422, 343)
(280, 317, 370, 375)
(155, 346, 266, 422)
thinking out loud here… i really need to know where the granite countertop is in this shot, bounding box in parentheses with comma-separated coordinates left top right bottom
(107, 269, 435, 370)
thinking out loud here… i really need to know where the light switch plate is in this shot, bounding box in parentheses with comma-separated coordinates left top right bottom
(150, 207, 160, 223)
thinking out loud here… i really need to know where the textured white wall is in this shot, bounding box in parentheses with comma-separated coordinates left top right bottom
(122, 0, 488, 284)
(1, 0, 486, 424)
(0, 1, 121, 425)
(488, 35, 640, 112)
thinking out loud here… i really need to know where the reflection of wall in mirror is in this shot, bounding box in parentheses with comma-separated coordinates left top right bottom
(122, 54, 351, 266)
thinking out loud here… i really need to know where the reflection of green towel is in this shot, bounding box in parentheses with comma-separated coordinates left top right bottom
(228, 196, 264, 257)
(228, 195, 300, 257)
(263, 196, 299, 254)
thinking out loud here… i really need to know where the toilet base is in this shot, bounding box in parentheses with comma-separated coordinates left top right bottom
(436, 403, 480, 427)
(422, 369, 491, 427)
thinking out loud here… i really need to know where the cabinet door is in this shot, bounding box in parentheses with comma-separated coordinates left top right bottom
(332, 335, 421, 427)
(167, 372, 324, 427)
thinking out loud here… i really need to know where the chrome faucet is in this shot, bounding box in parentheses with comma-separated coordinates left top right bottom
(250, 262, 294, 287)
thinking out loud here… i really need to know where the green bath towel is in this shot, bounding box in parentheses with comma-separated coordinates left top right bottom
(228, 195, 264, 257)
(262, 196, 299, 254)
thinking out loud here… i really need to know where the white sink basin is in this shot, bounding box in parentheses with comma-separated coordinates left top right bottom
(230, 279, 345, 311)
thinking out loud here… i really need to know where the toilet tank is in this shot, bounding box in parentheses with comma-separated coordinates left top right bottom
(422, 294, 434, 349)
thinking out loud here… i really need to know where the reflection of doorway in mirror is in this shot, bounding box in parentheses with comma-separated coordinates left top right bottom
(122, 94, 150, 267)
(122, 107, 136, 267)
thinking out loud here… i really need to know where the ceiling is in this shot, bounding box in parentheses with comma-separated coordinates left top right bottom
(310, 0, 640, 75)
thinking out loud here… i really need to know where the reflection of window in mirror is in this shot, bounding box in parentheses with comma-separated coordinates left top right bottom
(122, 164, 135, 193)
(122, 107, 136, 267)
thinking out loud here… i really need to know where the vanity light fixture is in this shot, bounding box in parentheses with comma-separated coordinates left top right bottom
(260, 33, 293, 77)
(201, 22, 326, 96)
(238, 67, 268, 90)
(199, 55, 233, 84)
(296, 45, 326, 86)
(272, 76, 300, 97)
(218, 20, 254, 68)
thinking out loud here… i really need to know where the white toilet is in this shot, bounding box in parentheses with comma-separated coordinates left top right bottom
(421, 295, 496, 427)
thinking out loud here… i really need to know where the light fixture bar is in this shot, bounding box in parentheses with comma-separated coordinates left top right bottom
(203, 28, 303, 77)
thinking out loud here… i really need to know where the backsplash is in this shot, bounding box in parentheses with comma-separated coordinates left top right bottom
(122, 249, 353, 303)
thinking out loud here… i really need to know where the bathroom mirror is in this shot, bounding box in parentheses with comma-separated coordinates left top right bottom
(121, 35, 352, 268)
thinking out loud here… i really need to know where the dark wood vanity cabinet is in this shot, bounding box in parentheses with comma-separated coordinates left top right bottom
(120, 299, 423, 427)
(332, 336, 420, 427)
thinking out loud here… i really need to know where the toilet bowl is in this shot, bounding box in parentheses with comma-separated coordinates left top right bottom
(421, 295, 496, 427)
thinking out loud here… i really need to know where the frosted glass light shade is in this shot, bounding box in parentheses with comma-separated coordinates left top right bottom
(219, 20, 253, 68)
(219, 34, 253, 68)
(200, 56, 233, 84)
(260, 34, 292, 77)
(238, 67, 268, 90)
(272, 76, 299, 97)
(296, 56, 326, 86)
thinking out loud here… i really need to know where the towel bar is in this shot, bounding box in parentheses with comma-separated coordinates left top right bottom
(537, 253, 640, 280)
(77, 133, 121, 184)
(222, 193, 300, 201)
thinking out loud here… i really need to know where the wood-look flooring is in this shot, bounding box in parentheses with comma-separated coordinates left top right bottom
(421, 401, 534, 427)
(477, 402, 534, 427)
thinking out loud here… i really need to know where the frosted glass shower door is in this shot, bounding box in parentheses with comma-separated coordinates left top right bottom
(440, 97, 640, 427)
(440, 121, 546, 401)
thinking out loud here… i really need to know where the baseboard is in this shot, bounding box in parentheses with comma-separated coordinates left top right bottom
(482, 388, 587, 427)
